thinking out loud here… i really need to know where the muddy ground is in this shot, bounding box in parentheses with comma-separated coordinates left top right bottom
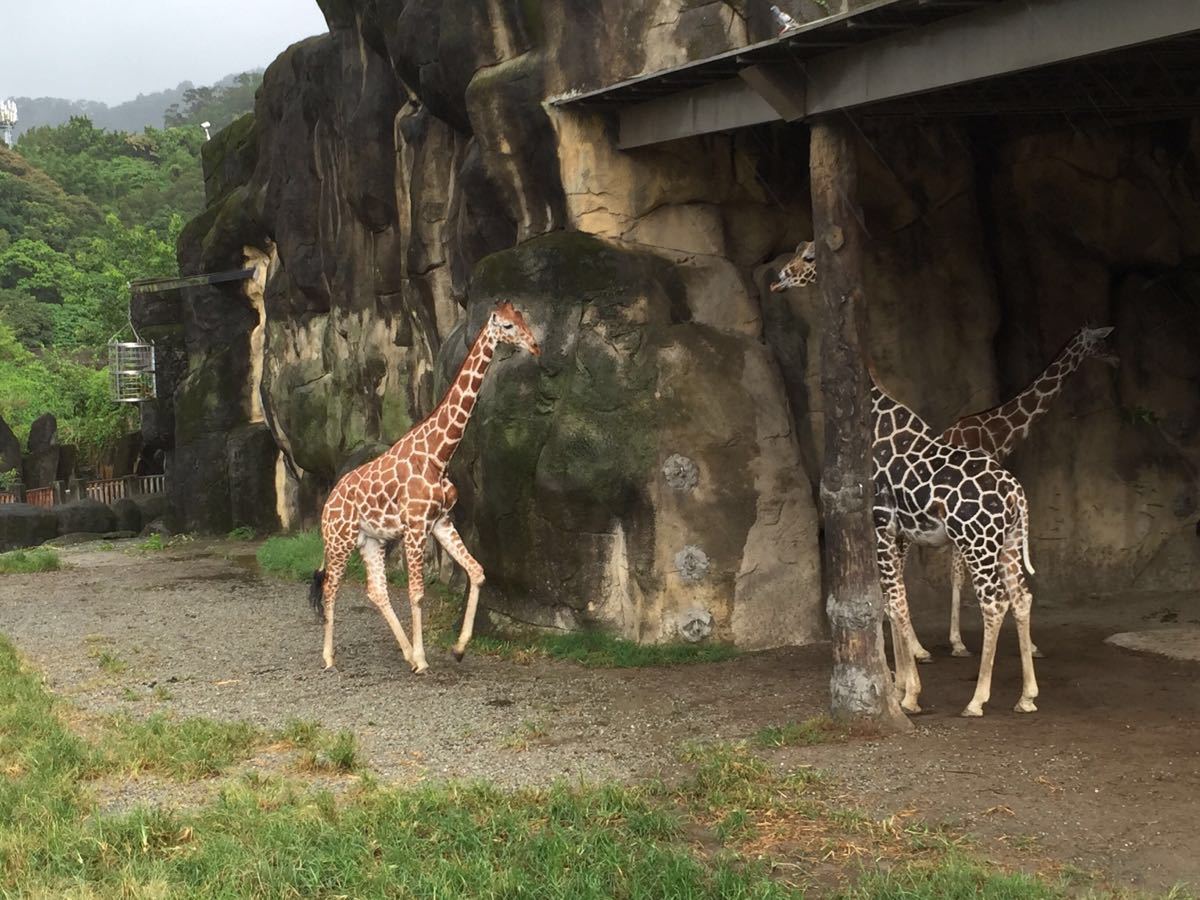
(1, 539, 1197, 894)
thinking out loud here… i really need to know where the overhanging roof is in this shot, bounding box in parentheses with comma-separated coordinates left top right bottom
(553, 0, 1003, 110)
(552, 0, 1200, 148)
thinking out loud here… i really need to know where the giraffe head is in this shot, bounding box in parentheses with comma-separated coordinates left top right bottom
(488, 301, 541, 357)
(1074, 325, 1118, 367)
(769, 241, 817, 292)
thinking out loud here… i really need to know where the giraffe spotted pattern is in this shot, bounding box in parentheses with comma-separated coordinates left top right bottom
(930, 324, 1116, 659)
(313, 302, 540, 675)
(771, 243, 1040, 716)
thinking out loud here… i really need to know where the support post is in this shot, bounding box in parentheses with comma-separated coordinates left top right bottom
(52, 480, 66, 506)
(809, 115, 910, 732)
(13, 481, 26, 503)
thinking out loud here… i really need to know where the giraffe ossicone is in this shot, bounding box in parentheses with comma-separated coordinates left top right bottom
(311, 301, 541, 675)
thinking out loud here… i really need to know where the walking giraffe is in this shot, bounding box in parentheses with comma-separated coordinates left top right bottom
(771, 245, 1040, 715)
(310, 302, 540, 674)
(771, 244, 1115, 661)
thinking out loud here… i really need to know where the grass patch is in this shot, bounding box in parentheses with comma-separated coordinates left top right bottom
(840, 854, 1066, 898)
(256, 530, 405, 585)
(0, 547, 60, 574)
(138, 533, 165, 552)
(98, 712, 262, 780)
(755, 716, 849, 748)
(464, 627, 740, 669)
(281, 718, 359, 773)
(0, 634, 1085, 898)
(226, 525, 255, 541)
(91, 649, 127, 675)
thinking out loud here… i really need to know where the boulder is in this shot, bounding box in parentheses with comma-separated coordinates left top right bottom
(53, 500, 118, 537)
(227, 423, 283, 533)
(131, 493, 171, 524)
(27, 413, 57, 452)
(445, 232, 823, 648)
(22, 447, 59, 489)
(0, 504, 59, 551)
(110, 497, 143, 534)
(0, 415, 21, 477)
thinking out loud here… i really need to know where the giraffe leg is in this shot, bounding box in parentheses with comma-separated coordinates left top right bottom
(360, 536, 416, 669)
(898, 540, 934, 664)
(320, 538, 353, 671)
(962, 575, 1008, 718)
(404, 530, 430, 674)
(431, 516, 485, 662)
(1004, 556, 1039, 713)
(878, 530, 922, 713)
(949, 547, 971, 657)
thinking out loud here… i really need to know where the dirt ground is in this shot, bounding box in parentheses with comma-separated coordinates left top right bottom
(1, 539, 1197, 894)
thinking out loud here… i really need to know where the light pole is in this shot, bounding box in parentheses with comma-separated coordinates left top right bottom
(0, 99, 17, 148)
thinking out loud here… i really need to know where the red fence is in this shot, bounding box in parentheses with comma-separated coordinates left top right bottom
(25, 487, 54, 508)
(0, 475, 167, 508)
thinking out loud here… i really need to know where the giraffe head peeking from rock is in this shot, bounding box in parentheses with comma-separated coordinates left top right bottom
(487, 301, 542, 357)
(769, 241, 817, 292)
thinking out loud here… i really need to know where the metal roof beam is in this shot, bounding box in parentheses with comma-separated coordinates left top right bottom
(613, 0, 1200, 147)
(804, 0, 1200, 116)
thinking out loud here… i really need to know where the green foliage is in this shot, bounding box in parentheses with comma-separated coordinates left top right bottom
(0, 320, 136, 462)
(469, 628, 740, 669)
(138, 533, 165, 552)
(226, 525, 256, 541)
(164, 72, 263, 131)
(0, 548, 61, 574)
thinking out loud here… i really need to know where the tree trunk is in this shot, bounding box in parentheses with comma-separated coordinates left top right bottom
(809, 116, 910, 731)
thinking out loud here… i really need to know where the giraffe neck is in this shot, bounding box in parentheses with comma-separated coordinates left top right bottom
(415, 325, 497, 473)
(953, 336, 1089, 460)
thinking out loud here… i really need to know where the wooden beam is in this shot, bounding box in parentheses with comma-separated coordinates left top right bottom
(805, 0, 1200, 116)
(809, 116, 910, 731)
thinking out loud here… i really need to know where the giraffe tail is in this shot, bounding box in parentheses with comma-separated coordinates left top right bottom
(308, 568, 326, 621)
(1011, 491, 1035, 576)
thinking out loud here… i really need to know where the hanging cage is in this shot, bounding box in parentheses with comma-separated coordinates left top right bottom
(108, 324, 157, 403)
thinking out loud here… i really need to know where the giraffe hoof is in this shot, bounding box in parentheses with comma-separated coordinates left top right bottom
(950, 646, 972, 658)
(1014, 698, 1038, 713)
(915, 654, 934, 665)
(322, 664, 339, 675)
(960, 704, 984, 718)
(452, 648, 465, 663)
(900, 700, 922, 715)
(411, 663, 430, 675)
(1032, 648, 1046, 659)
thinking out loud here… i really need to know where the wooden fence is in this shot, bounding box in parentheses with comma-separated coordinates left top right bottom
(0, 475, 167, 508)
(25, 487, 54, 508)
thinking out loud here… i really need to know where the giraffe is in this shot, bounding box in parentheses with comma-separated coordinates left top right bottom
(309, 301, 540, 675)
(923, 324, 1116, 659)
(772, 245, 1118, 660)
(869, 380, 1039, 716)
(771, 245, 1040, 716)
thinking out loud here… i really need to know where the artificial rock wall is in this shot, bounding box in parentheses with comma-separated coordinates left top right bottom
(165, 0, 1200, 648)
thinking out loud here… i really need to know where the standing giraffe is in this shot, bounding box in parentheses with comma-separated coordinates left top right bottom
(926, 325, 1116, 659)
(771, 244, 1115, 662)
(310, 302, 540, 674)
(771, 247, 1040, 716)
(869, 380, 1039, 716)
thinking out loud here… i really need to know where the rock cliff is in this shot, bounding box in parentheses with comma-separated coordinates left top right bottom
(155, 0, 1200, 648)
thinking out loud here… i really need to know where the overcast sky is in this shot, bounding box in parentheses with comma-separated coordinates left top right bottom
(2, 0, 329, 105)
